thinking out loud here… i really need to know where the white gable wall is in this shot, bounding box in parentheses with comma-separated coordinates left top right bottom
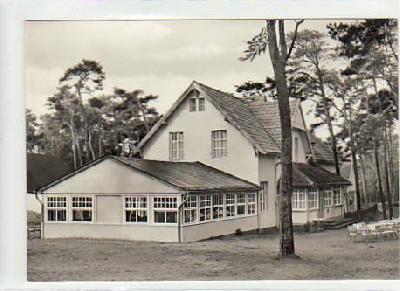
(292, 129, 311, 163)
(142, 94, 259, 184)
(42, 158, 179, 194)
(258, 154, 278, 228)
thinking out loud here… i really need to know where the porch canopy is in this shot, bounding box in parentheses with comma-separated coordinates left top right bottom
(292, 162, 351, 188)
(278, 162, 351, 216)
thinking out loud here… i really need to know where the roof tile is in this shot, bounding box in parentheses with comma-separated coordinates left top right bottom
(112, 156, 259, 192)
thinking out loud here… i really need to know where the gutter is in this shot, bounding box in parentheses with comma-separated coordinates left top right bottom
(34, 190, 44, 239)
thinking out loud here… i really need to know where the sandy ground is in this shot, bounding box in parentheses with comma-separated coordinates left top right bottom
(27, 229, 399, 281)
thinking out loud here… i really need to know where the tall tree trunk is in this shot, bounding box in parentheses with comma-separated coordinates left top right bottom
(69, 117, 78, 170)
(267, 20, 295, 257)
(387, 125, 395, 197)
(76, 87, 91, 162)
(88, 128, 96, 161)
(350, 149, 361, 211)
(75, 136, 83, 168)
(373, 138, 387, 219)
(383, 127, 393, 219)
(348, 102, 361, 212)
(359, 153, 369, 204)
(98, 129, 103, 158)
(315, 67, 340, 175)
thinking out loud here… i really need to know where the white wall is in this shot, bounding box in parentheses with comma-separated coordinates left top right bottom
(43, 223, 179, 242)
(292, 129, 310, 163)
(258, 155, 278, 228)
(96, 195, 123, 224)
(142, 93, 260, 184)
(42, 158, 179, 194)
(182, 215, 258, 242)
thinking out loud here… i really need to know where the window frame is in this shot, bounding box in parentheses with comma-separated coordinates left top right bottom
(260, 181, 268, 212)
(183, 194, 198, 224)
(322, 188, 333, 207)
(199, 194, 212, 222)
(236, 193, 246, 216)
(292, 188, 306, 210)
(153, 196, 178, 224)
(46, 196, 67, 222)
(211, 130, 227, 158)
(198, 97, 206, 111)
(247, 193, 256, 214)
(308, 188, 318, 209)
(71, 195, 94, 222)
(189, 98, 197, 112)
(212, 193, 224, 220)
(333, 187, 342, 206)
(225, 193, 236, 217)
(124, 195, 148, 223)
(169, 131, 184, 161)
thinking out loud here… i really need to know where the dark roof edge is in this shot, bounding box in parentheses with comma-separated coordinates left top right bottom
(110, 156, 183, 191)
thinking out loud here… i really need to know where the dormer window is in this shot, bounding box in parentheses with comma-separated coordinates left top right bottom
(189, 98, 197, 112)
(198, 97, 205, 111)
(189, 90, 205, 112)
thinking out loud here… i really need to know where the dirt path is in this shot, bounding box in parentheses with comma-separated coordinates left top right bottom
(28, 229, 399, 281)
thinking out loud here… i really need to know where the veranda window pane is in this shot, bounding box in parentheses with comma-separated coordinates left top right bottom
(166, 211, 177, 223)
(57, 210, 66, 221)
(137, 210, 147, 222)
(48, 210, 56, 221)
(154, 211, 166, 223)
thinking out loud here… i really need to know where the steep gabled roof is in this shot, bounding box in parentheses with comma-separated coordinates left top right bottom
(137, 81, 282, 155)
(137, 81, 334, 162)
(40, 155, 259, 193)
(309, 135, 335, 164)
(27, 153, 74, 193)
(293, 162, 351, 187)
(248, 100, 300, 145)
(195, 82, 280, 154)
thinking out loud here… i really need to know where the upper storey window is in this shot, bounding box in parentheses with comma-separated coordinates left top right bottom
(189, 90, 205, 112)
(211, 130, 227, 158)
(189, 98, 197, 112)
(169, 131, 184, 160)
(198, 97, 205, 111)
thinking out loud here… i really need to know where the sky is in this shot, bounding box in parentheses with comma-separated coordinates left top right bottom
(25, 19, 349, 136)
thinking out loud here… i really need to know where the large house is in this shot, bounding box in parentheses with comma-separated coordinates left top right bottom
(39, 81, 350, 242)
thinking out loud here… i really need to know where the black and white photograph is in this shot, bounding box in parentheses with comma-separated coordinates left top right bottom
(0, 1, 397, 287)
(23, 17, 399, 282)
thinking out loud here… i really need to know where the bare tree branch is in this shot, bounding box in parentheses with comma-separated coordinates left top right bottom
(286, 20, 304, 62)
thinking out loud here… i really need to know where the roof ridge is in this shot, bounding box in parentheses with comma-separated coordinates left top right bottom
(113, 155, 196, 164)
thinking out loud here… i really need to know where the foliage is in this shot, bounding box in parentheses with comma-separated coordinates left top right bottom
(27, 59, 160, 167)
